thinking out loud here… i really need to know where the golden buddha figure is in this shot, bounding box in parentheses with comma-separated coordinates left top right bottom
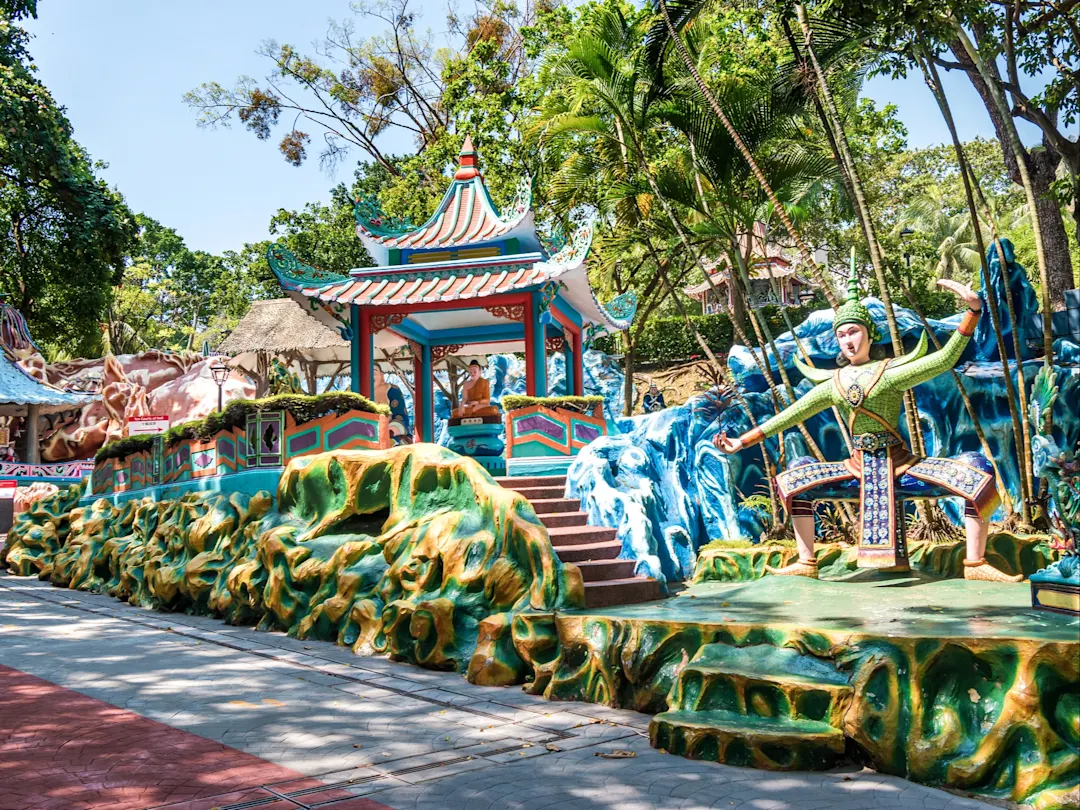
(453, 360, 498, 418)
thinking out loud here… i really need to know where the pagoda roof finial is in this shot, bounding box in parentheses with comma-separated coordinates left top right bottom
(455, 135, 481, 180)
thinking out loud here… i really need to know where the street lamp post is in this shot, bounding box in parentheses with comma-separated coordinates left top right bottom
(899, 227, 914, 274)
(210, 362, 229, 413)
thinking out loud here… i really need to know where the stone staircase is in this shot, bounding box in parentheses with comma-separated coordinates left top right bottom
(495, 474, 663, 608)
(650, 643, 854, 771)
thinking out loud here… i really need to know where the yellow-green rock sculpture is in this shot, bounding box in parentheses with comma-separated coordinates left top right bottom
(508, 577, 1079, 810)
(0, 445, 583, 675)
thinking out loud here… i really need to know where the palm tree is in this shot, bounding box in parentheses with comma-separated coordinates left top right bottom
(893, 186, 981, 283)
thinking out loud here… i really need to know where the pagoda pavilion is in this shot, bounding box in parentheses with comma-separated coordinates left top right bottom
(268, 137, 636, 443)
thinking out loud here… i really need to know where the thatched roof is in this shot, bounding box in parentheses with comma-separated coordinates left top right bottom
(219, 298, 348, 354)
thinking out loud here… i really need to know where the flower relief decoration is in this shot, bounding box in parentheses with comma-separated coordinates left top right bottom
(603, 290, 639, 322)
(265, 243, 349, 288)
(547, 206, 597, 266)
(507, 174, 533, 219)
(353, 194, 413, 236)
(538, 223, 567, 257)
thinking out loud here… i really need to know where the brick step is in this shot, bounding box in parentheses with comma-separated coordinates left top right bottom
(650, 710, 845, 771)
(584, 577, 663, 608)
(574, 559, 639, 582)
(512, 485, 567, 501)
(539, 510, 589, 529)
(547, 526, 617, 547)
(528, 498, 581, 515)
(554, 540, 622, 563)
(495, 475, 567, 490)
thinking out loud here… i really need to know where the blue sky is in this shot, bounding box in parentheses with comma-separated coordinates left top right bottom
(24, 0, 1052, 256)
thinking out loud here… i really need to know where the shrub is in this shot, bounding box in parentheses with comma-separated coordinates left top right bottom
(501, 395, 604, 414)
(593, 306, 816, 365)
(95, 392, 388, 463)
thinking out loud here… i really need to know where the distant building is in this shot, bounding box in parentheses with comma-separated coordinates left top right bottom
(683, 222, 823, 314)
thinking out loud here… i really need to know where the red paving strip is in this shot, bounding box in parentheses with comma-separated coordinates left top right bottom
(0, 665, 394, 810)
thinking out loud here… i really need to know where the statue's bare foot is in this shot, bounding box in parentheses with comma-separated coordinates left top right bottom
(963, 558, 1023, 583)
(764, 558, 819, 579)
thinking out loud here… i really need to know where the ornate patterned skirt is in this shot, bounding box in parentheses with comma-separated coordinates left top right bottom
(774, 445, 1000, 569)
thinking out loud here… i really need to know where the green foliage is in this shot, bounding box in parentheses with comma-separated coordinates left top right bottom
(501, 395, 604, 413)
(594, 306, 816, 365)
(95, 392, 388, 463)
(0, 4, 137, 354)
(698, 537, 796, 551)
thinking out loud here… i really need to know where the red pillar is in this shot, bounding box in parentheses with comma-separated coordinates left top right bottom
(572, 327, 584, 397)
(524, 305, 536, 397)
(358, 309, 373, 399)
(412, 353, 424, 443)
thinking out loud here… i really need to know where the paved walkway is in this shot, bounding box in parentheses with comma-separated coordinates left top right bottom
(0, 574, 1000, 810)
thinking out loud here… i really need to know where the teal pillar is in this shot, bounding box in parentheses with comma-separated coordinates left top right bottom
(350, 305, 361, 393)
(420, 343, 434, 442)
(562, 335, 575, 396)
(531, 292, 548, 397)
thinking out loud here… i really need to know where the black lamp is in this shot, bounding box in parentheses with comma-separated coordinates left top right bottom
(899, 227, 915, 270)
(210, 361, 229, 412)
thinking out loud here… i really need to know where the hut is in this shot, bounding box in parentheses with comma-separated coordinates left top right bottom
(0, 298, 94, 466)
(0, 351, 94, 464)
(218, 298, 351, 395)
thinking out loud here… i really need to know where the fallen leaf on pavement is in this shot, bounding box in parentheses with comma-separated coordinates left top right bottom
(595, 750, 636, 759)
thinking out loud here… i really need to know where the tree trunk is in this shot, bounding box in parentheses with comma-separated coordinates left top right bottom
(919, 51, 1032, 523)
(1032, 172, 1075, 306)
(622, 333, 636, 417)
(951, 26, 1062, 361)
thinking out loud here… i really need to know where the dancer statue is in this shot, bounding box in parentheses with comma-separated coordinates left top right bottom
(715, 268, 1019, 582)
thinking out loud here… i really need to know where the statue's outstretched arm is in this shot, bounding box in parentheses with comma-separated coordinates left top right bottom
(885, 309, 979, 391)
(740, 381, 835, 448)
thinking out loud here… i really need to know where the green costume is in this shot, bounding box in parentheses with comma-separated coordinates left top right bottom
(739, 279, 998, 569)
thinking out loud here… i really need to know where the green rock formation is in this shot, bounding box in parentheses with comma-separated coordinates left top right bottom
(512, 577, 1079, 810)
(694, 533, 1062, 584)
(1, 445, 583, 675)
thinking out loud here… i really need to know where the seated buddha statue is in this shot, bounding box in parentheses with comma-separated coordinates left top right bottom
(453, 360, 498, 418)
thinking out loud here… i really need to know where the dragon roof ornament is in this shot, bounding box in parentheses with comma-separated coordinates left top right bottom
(266, 243, 350, 289)
(353, 195, 413, 237)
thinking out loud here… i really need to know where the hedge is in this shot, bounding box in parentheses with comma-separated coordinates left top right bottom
(501, 395, 604, 414)
(95, 392, 388, 463)
(592, 305, 816, 365)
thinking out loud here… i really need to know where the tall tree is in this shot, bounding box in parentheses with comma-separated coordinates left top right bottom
(819, 0, 1077, 313)
(0, 0, 136, 354)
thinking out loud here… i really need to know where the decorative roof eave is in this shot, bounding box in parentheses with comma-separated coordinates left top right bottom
(267, 243, 350, 291)
(265, 243, 355, 341)
(532, 208, 636, 336)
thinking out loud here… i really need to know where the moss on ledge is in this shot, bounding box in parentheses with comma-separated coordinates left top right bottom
(96, 392, 389, 463)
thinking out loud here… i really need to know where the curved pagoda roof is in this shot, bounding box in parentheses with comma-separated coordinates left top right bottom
(354, 136, 542, 265)
(268, 137, 637, 352)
